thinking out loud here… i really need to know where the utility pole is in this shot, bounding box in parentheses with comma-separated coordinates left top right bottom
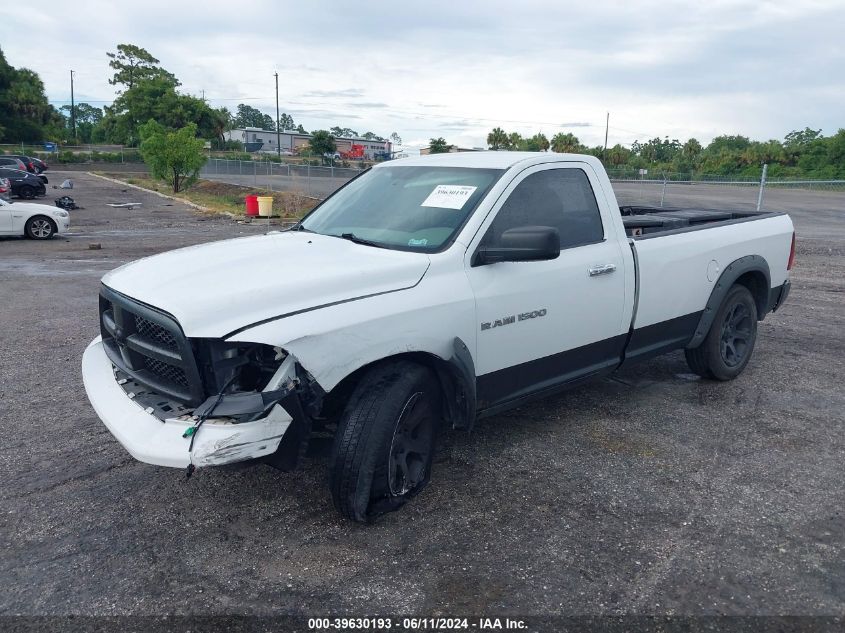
(603, 111, 609, 163)
(70, 70, 76, 141)
(274, 72, 281, 159)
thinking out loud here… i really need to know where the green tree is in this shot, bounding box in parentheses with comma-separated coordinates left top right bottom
(826, 129, 845, 177)
(261, 114, 276, 130)
(60, 103, 103, 143)
(550, 132, 581, 153)
(607, 144, 631, 166)
(101, 76, 221, 145)
(633, 137, 681, 163)
(361, 131, 385, 141)
(487, 127, 508, 150)
(309, 130, 337, 161)
(330, 126, 359, 138)
(705, 135, 751, 154)
(784, 127, 823, 148)
(521, 132, 550, 152)
(390, 132, 402, 146)
(107, 44, 178, 90)
(279, 113, 295, 131)
(233, 104, 269, 129)
(0, 47, 64, 142)
(209, 107, 231, 144)
(428, 137, 450, 153)
(682, 138, 702, 161)
(139, 120, 206, 193)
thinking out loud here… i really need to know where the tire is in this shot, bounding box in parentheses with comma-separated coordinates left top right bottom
(19, 185, 36, 200)
(330, 360, 442, 522)
(685, 284, 758, 381)
(25, 216, 56, 240)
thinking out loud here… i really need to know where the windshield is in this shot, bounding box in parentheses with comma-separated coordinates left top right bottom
(300, 165, 504, 251)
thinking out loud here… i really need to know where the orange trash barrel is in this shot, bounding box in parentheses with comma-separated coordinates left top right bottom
(245, 194, 259, 216)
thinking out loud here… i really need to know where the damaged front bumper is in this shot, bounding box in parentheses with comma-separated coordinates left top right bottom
(82, 336, 293, 468)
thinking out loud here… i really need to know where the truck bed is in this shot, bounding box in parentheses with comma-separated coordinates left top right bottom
(619, 205, 783, 238)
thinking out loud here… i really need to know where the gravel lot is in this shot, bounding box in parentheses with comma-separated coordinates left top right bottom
(0, 171, 842, 617)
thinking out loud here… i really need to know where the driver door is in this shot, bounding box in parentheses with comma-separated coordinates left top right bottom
(0, 200, 13, 234)
(465, 163, 630, 409)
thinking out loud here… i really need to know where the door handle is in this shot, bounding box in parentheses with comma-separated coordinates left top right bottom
(588, 264, 617, 277)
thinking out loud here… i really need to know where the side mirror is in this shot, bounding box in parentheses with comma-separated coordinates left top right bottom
(475, 226, 561, 265)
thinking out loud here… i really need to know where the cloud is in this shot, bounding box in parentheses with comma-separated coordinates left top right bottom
(284, 109, 364, 120)
(302, 88, 365, 98)
(344, 102, 389, 109)
(2, 0, 842, 150)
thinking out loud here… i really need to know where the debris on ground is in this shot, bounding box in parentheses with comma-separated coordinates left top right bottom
(106, 203, 142, 209)
(55, 196, 79, 211)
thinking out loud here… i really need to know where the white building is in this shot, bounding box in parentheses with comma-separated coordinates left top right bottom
(224, 127, 391, 159)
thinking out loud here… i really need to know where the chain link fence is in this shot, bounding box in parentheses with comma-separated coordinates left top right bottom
(609, 169, 845, 211)
(199, 158, 845, 211)
(200, 158, 365, 198)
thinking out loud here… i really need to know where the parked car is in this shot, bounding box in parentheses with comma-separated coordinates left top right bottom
(30, 156, 48, 172)
(0, 177, 11, 202)
(0, 197, 69, 239)
(0, 167, 47, 199)
(0, 156, 28, 171)
(3, 154, 40, 174)
(82, 152, 794, 522)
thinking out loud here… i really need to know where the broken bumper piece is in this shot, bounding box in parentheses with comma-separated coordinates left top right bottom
(82, 336, 293, 468)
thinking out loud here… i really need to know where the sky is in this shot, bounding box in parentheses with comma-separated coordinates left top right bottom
(3, 0, 844, 151)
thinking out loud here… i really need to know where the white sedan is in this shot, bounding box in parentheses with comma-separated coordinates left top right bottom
(0, 198, 70, 239)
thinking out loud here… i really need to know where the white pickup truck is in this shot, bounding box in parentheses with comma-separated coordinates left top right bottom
(82, 152, 794, 521)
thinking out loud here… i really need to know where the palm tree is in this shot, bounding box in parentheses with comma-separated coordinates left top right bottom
(682, 138, 702, 161)
(531, 133, 550, 152)
(487, 127, 508, 150)
(210, 107, 231, 145)
(550, 132, 581, 153)
(608, 144, 629, 166)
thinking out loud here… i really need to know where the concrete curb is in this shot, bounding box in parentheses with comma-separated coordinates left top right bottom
(86, 172, 239, 219)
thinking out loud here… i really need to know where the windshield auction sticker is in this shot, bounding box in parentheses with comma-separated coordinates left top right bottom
(421, 185, 478, 210)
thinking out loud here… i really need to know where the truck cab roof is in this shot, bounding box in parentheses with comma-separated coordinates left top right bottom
(381, 151, 603, 171)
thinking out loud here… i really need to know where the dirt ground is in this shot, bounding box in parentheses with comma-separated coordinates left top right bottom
(0, 171, 842, 617)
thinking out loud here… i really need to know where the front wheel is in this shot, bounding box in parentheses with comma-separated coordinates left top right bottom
(330, 361, 442, 522)
(18, 185, 36, 200)
(25, 216, 56, 240)
(685, 284, 758, 380)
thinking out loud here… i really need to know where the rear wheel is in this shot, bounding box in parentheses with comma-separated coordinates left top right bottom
(330, 360, 442, 522)
(685, 284, 758, 380)
(25, 216, 56, 240)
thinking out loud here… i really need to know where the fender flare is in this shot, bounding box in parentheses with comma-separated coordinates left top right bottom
(686, 255, 770, 349)
(444, 337, 477, 430)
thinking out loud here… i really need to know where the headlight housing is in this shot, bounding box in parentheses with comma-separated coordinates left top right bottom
(53, 210, 69, 218)
(194, 339, 285, 396)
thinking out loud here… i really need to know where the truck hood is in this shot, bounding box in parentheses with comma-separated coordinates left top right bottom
(102, 231, 431, 338)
